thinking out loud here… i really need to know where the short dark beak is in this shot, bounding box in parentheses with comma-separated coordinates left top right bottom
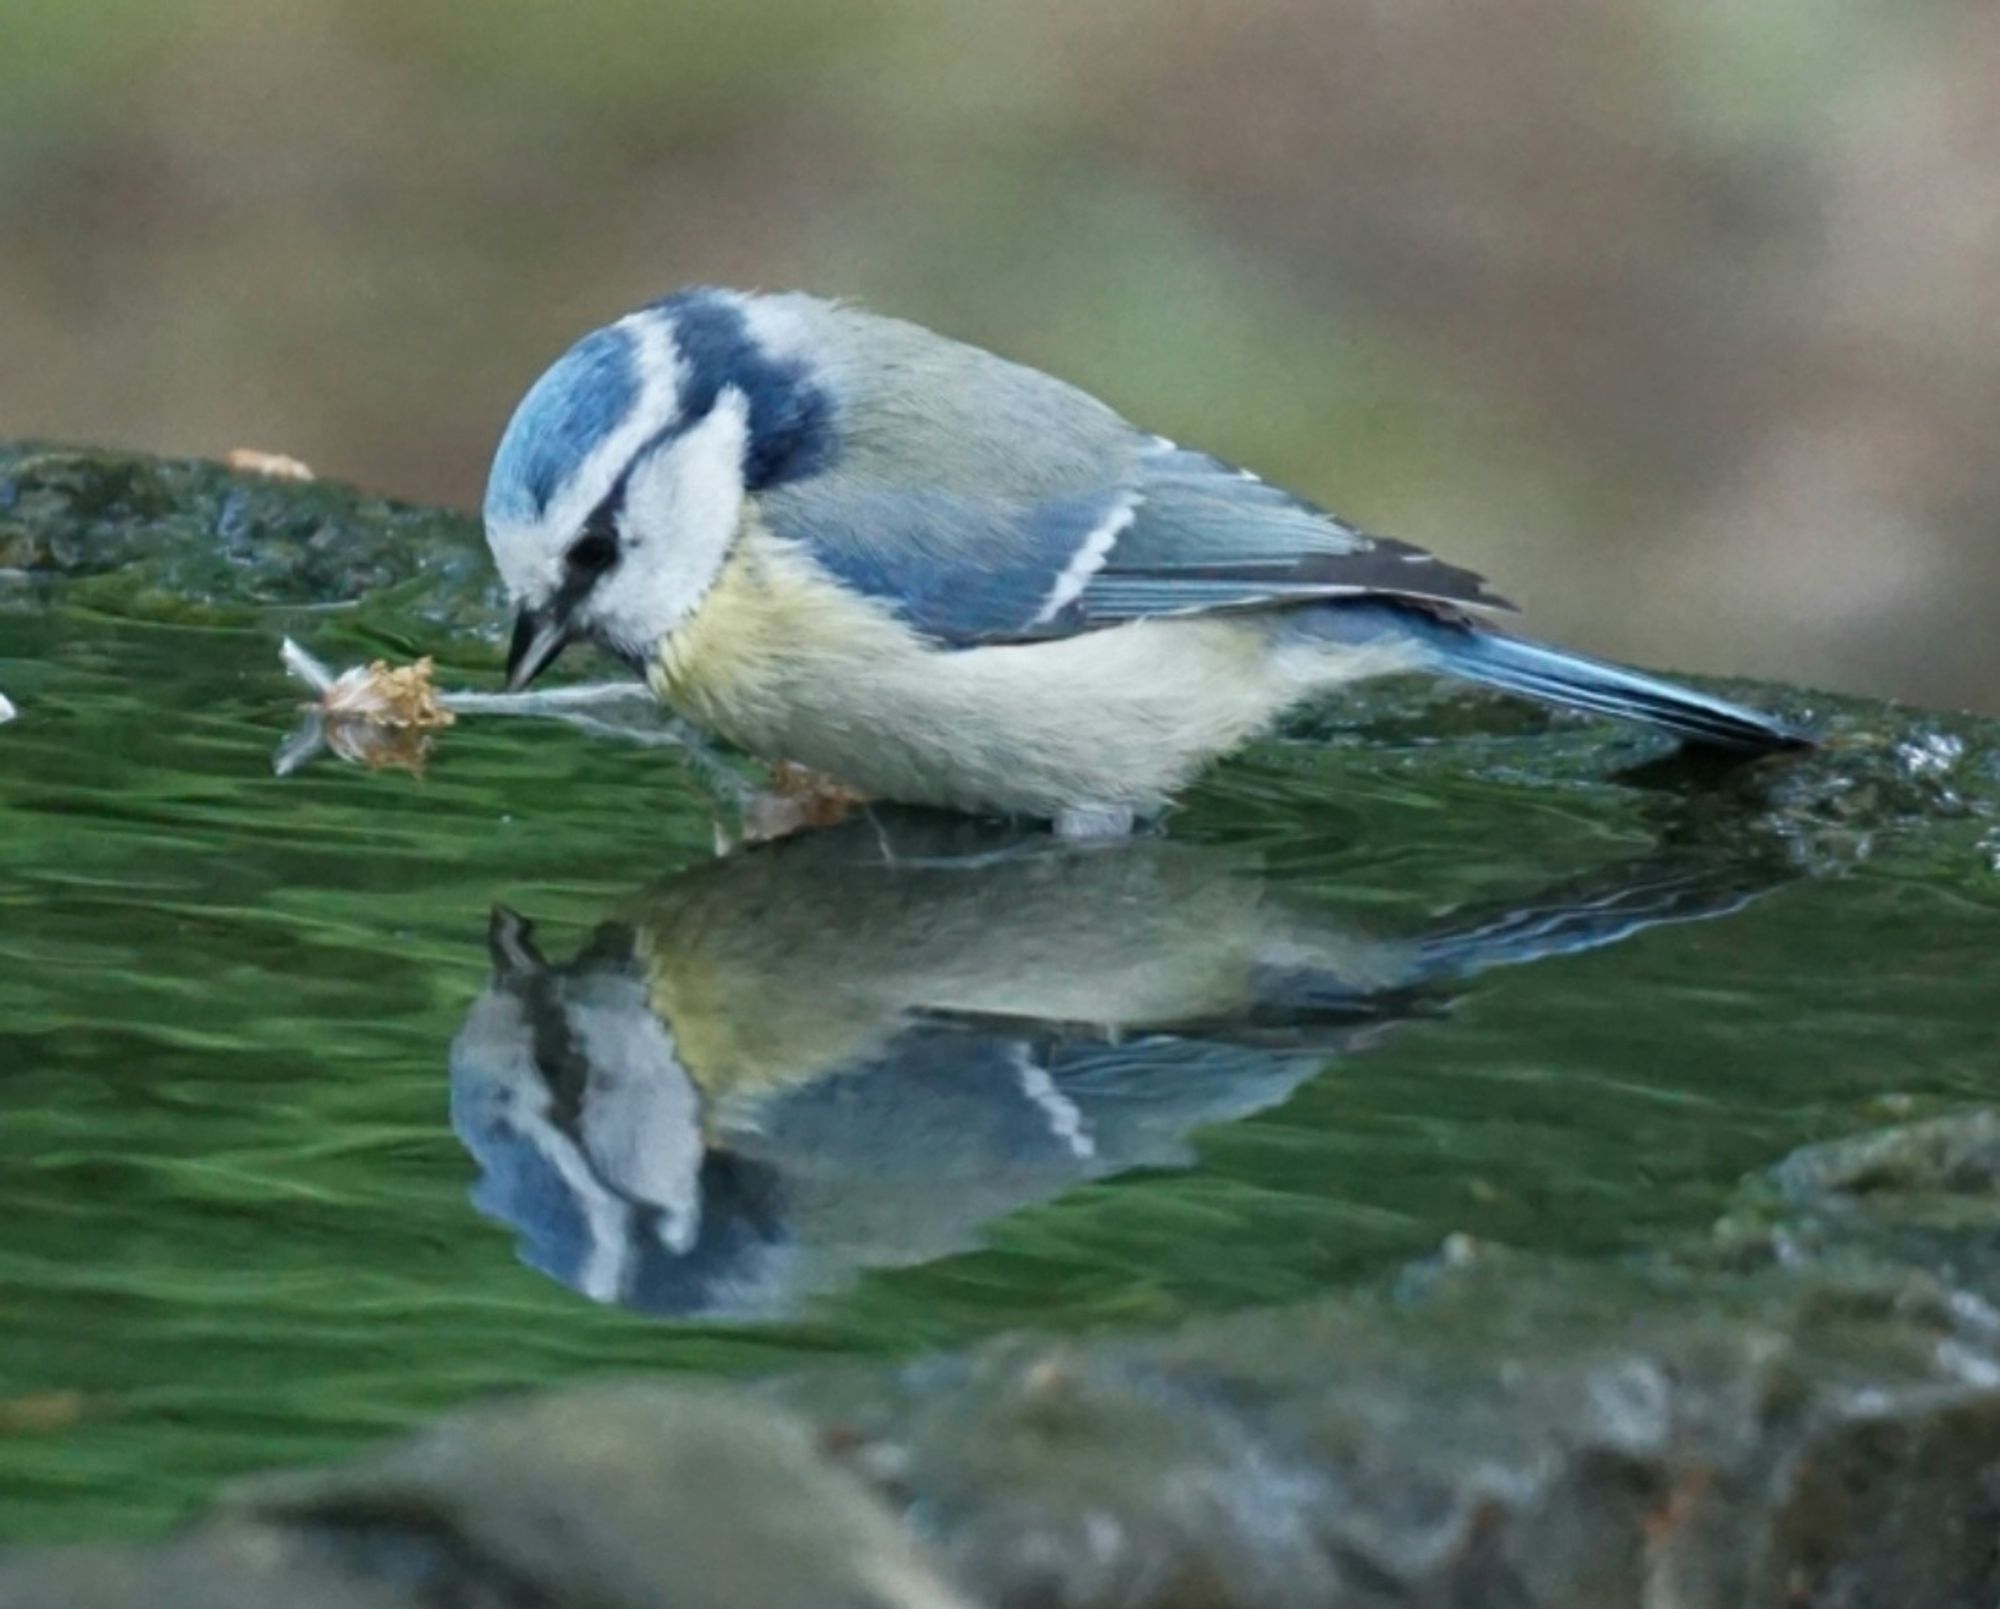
(506, 605, 573, 691)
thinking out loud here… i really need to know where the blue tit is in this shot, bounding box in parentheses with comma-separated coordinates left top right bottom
(485, 288, 1807, 834)
(449, 813, 1780, 1319)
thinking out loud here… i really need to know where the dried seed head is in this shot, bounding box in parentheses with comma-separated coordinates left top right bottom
(319, 658, 456, 730)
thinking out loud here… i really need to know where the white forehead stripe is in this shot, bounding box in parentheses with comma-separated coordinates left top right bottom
(541, 312, 686, 539)
(488, 313, 687, 605)
(1033, 498, 1138, 625)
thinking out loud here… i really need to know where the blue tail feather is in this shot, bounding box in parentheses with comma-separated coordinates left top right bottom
(1325, 603, 1809, 752)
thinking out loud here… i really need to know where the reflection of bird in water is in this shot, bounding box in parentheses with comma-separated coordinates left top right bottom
(449, 814, 1779, 1320)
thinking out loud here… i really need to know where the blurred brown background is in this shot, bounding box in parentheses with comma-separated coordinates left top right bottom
(3, 1, 1995, 710)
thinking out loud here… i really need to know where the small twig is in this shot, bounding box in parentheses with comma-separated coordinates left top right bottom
(272, 712, 329, 778)
(272, 638, 740, 793)
(280, 637, 338, 694)
(440, 683, 655, 715)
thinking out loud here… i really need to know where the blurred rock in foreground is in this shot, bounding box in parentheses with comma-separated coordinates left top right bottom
(9, 1108, 2000, 1608)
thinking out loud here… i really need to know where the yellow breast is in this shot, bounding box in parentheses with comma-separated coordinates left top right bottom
(631, 884, 893, 1121)
(648, 521, 919, 759)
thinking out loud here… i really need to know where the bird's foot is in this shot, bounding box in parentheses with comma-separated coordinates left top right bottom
(1053, 804, 1137, 843)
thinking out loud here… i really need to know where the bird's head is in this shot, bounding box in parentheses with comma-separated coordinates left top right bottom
(483, 288, 836, 688)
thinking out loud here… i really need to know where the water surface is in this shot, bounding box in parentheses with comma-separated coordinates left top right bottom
(2, 604, 1995, 1541)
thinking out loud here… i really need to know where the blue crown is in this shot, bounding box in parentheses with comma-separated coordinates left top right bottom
(485, 322, 639, 526)
(486, 291, 839, 530)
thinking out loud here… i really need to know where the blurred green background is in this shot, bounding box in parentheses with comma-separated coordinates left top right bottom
(3, 0, 1996, 710)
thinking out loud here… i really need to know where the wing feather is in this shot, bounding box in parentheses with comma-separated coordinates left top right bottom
(752, 299, 1511, 644)
(1051, 443, 1511, 632)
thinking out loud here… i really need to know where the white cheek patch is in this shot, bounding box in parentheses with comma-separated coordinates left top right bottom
(569, 987, 705, 1256)
(590, 387, 751, 655)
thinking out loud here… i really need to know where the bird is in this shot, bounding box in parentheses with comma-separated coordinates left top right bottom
(448, 812, 1779, 1318)
(485, 287, 1807, 836)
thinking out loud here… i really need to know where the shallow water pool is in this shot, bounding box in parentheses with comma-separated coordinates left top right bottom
(2, 597, 1996, 1542)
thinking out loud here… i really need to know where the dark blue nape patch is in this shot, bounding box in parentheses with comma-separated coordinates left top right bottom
(651, 288, 836, 490)
(487, 324, 639, 523)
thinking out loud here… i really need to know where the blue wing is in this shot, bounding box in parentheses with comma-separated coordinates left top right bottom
(756, 474, 1141, 642)
(757, 435, 1511, 646)
(1060, 444, 1511, 632)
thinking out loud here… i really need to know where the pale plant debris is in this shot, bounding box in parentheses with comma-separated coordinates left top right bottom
(740, 760, 870, 842)
(331, 657, 455, 729)
(281, 637, 454, 728)
(272, 639, 841, 846)
(712, 762, 877, 852)
(224, 448, 316, 481)
(278, 639, 453, 776)
(275, 637, 690, 778)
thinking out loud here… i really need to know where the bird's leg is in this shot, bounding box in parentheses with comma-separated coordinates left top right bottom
(1053, 804, 1137, 842)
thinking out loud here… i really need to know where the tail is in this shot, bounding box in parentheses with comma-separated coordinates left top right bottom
(1404, 858, 1776, 983)
(1398, 615, 1810, 753)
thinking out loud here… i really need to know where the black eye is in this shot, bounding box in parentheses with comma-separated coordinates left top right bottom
(566, 523, 619, 575)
